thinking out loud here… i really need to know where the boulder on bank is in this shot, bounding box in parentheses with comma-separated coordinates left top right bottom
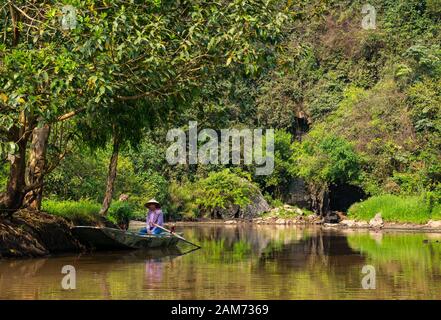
(369, 213, 384, 229)
(283, 177, 311, 208)
(197, 169, 270, 220)
(214, 191, 270, 220)
(242, 192, 270, 218)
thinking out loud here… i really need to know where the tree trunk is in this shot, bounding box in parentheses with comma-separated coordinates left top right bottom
(24, 125, 51, 210)
(99, 132, 120, 216)
(9, 3, 20, 46)
(0, 125, 32, 215)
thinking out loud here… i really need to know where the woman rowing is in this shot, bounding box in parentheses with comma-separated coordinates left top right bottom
(139, 198, 164, 235)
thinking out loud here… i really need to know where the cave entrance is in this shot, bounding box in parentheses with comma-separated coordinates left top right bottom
(329, 183, 366, 212)
(291, 116, 310, 141)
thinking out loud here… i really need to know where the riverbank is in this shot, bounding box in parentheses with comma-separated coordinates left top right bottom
(0, 209, 117, 258)
(163, 218, 441, 232)
(0, 210, 82, 258)
(156, 202, 441, 233)
(2, 224, 441, 299)
(3, 205, 441, 259)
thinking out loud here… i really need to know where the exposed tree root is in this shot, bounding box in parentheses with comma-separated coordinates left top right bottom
(0, 209, 84, 258)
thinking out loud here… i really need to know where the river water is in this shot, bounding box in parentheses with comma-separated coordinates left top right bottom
(1, 225, 441, 299)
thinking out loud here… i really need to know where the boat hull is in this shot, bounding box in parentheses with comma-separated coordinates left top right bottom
(72, 226, 180, 250)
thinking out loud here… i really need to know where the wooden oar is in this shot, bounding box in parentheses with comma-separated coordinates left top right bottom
(153, 223, 201, 249)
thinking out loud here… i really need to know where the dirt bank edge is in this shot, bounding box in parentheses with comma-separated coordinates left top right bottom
(0, 210, 84, 258)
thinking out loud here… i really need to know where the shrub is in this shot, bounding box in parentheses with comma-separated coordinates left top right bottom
(291, 129, 362, 186)
(107, 201, 138, 228)
(263, 193, 283, 208)
(432, 204, 441, 220)
(195, 169, 259, 216)
(167, 181, 199, 220)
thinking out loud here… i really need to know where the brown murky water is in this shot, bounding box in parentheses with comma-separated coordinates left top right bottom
(1, 225, 441, 299)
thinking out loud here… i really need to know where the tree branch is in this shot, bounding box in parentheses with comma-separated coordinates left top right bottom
(56, 107, 86, 122)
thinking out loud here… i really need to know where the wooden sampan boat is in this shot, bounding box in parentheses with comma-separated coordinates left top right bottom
(72, 226, 180, 250)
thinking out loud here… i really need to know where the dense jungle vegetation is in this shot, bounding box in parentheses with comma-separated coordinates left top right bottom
(1, 0, 440, 225)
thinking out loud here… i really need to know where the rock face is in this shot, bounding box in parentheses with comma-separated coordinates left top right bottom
(369, 213, 384, 229)
(242, 193, 270, 218)
(284, 178, 311, 208)
(214, 191, 270, 220)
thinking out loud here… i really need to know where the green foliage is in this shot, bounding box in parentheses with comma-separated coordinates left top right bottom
(195, 169, 259, 214)
(3, 0, 440, 223)
(45, 148, 142, 202)
(0, 162, 8, 193)
(306, 74, 345, 120)
(107, 201, 143, 226)
(293, 76, 440, 198)
(154, 170, 264, 220)
(254, 0, 441, 205)
(427, 0, 441, 17)
(401, 45, 441, 82)
(263, 193, 284, 208)
(406, 78, 441, 134)
(261, 206, 307, 219)
(254, 130, 295, 197)
(168, 181, 199, 220)
(292, 129, 362, 186)
(348, 194, 441, 223)
(0, 0, 289, 214)
(42, 199, 101, 224)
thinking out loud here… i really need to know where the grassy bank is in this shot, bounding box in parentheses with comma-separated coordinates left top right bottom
(348, 195, 441, 224)
(42, 199, 145, 226)
(42, 200, 102, 225)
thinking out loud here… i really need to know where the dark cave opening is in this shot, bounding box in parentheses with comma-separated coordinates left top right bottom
(329, 183, 366, 212)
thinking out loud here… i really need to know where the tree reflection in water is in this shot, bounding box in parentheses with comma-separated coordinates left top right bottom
(1, 226, 441, 299)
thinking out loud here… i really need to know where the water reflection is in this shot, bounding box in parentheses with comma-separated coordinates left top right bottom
(259, 233, 365, 270)
(0, 225, 440, 299)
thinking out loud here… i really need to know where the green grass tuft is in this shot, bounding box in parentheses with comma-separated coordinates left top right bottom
(42, 199, 101, 224)
(348, 194, 441, 224)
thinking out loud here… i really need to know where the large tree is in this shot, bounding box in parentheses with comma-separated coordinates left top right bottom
(0, 0, 288, 214)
